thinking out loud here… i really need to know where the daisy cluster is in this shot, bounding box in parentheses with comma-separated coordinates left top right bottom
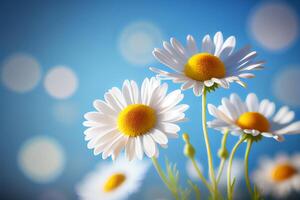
(79, 30, 300, 200)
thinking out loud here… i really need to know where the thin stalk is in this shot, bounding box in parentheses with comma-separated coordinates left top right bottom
(216, 159, 226, 184)
(191, 157, 213, 194)
(217, 130, 229, 183)
(201, 87, 217, 198)
(227, 135, 247, 200)
(245, 139, 254, 197)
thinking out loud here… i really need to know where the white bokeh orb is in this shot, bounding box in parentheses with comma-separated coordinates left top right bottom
(119, 21, 163, 66)
(18, 136, 65, 183)
(249, 2, 299, 51)
(1, 54, 41, 93)
(186, 159, 203, 181)
(273, 67, 300, 107)
(44, 66, 78, 99)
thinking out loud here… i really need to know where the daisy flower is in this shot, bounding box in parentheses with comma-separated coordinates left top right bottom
(76, 158, 150, 200)
(207, 93, 300, 141)
(150, 32, 264, 96)
(83, 77, 188, 160)
(253, 153, 300, 198)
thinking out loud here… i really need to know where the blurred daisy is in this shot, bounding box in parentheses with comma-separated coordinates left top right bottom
(253, 153, 300, 198)
(76, 158, 150, 200)
(150, 32, 264, 96)
(83, 77, 188, 160)
(207, 93, 300, 141)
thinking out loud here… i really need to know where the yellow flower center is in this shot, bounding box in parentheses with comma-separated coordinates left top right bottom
(271, 164, 297, 182)
(103, 173, 126, 192)
(184, 53, 226, 81)
(236, 112, 270, 132)
(117, 104, 156, 137)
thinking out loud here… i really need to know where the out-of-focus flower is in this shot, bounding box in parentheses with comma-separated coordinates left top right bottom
(207, 93, 300, 141)
(83, 77, 188, 160)
(253, 153, 300, 198)
(76, 158, 150, 200)
(150, 32, 263, 96)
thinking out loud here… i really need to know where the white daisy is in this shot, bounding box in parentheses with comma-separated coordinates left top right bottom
(150, 32, 264, 96)
(76, 158, 150, 200)
(83, 77, 188, 160)
(253, 153, 300, 198)
(207, 93, 300, 141)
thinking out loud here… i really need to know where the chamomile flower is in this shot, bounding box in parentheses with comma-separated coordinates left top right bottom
(253, 153, 300, 198)
(150, 32, 264, 96)
(83, 77, 188, 160)
(76, 158, 150, 200)
(207, 93, 300, 141)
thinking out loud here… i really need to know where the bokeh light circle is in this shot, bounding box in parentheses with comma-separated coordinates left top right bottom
(273, 67, 300, 107)
(119, 21, 163, 66)
(44, 66, 78, 99)
(1, 54, 41, 93)
(18, 136, 65, 183)
(249, 2, 299, 51)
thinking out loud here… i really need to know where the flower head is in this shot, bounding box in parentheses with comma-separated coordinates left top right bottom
(207, 93, 300, 141)
(150, 32, 264, 96)
(76, 158, 150, 200)
(253, 153, 300, 198)
(83, 77, 188, 160)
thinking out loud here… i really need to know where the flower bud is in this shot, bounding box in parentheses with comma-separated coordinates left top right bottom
(184, 144, 195, 158)
(218, 148, 228, 159)
(182, 133, 190, 143)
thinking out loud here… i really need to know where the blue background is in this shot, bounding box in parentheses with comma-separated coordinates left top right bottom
(1, 0, 300, 199)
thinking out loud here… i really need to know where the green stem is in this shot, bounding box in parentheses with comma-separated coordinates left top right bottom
(227, 135, 247, 200)
(217, 159, 226, 184)
(245, 139, 254, 197)
(151, 157, 179, 200)
(217, 130, 229, 183)
(191, 158, 213, 194)
(201, 87, 217, 198)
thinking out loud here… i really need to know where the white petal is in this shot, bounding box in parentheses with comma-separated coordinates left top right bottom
(186, 35, 198, 56)
(125, 137, 135, 161)
(207, 104, 234, 124)
(202, 34, 214, 54)
(135, 137, 144, 160)
(159, 90, 183, 111)
(219, 36, 236, 59)
(204, 80, 214, 87)
(158, 122, 180, 133)
(170, 38, 188, 60)
(143, 134, 156, 157)
(213, 32, 224, 56)
(273, 106, 295, 124)
(93, 99, 117, 116)
(181, 80, 194, 90)
(259, 99, 275, 118)
(151, 129, 168, 145)
(221, 97, 239, 120)
(229, 93, 247, 115)
(84, 112, 115, 124)
(246, 93, 259, 112)
(274, 121, 300, 135)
